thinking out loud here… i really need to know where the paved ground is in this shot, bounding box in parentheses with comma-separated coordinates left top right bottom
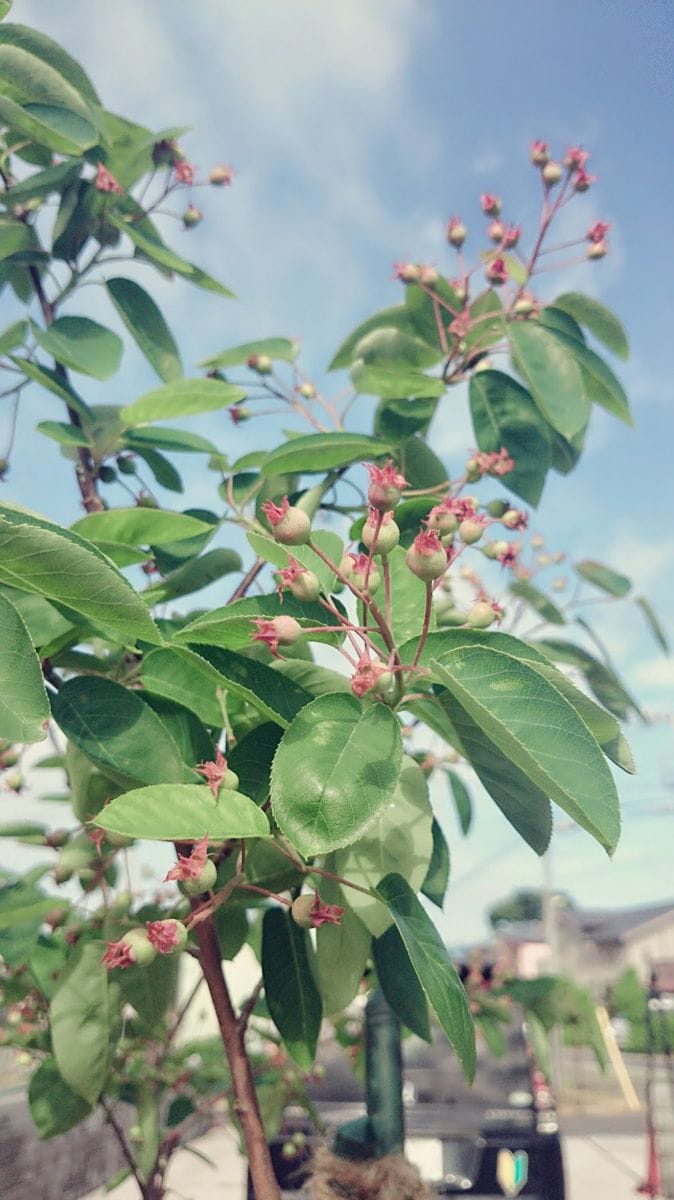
(82, 1122, 648, 1200)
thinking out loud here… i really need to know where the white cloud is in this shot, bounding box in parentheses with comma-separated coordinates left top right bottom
(634, 657, 674, 692)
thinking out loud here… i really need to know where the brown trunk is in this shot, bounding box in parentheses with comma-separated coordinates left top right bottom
(194, 913, 281, 1200)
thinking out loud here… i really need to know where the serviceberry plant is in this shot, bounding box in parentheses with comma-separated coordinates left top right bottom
(0, 14, 668, 1200)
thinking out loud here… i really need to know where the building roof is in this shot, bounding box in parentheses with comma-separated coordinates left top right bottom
(571, 901, 674, 944)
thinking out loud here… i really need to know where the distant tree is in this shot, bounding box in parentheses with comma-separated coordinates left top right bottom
(488, 888, 574, 929)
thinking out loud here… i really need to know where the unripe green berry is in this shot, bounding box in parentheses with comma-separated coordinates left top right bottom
(427, 509, 458, 535)
(97, 465, 117, 484)
(513, 296, 534, 316)
(459, 519, 485, 545)
(249, 354, 273, 375)
(273, 615, 303, 645)
(465, 459, 482, 483)
(396, 262, 420, 284)
(587, 241, 606, 260)
(467, 601, 497, 629)
(0, 457, 9, 478)
(487, 499, 509, 518)
(116, 455, 136, 475)
(482, 540, 501, 560)
(1, 749, 19, 768)
(436, 606, 469, 627)
(542, 161, 562, 186)
(137, 494, 158, 508)
(502, 509, 522, 529)
(298, 382, 315, 399)
(221, 766, 240, 791)
(291, 894, 315, 929)
(287, 569, 321, 603)
(419, 265, 438, 285)
(105, 831, 134, 849)
(4, 770, 23, 792)
(270, 508, 311, 547)
(351, 561, 381, 594)
(406, 544, 447, 581)
(179, 857, 217, 896)
(361, 518, 400, 556)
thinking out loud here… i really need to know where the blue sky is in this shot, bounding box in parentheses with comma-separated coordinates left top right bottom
(5, 0, 674, 943)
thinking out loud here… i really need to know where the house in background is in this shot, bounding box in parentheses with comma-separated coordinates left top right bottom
(491, 900, 674, 994)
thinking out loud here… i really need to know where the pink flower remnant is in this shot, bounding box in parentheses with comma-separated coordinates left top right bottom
(165, 834, 209, 883)
(95, 162, 123, 194)
(196, 748, 229, 798)
(470, 448, 515, 477)
(366, 460, 408, 493)
(480, 193, 502, 216)
(276, 555, 307, 601)
(146, 921, 181, 954)
(101, 940, 135, 969)
(174, 159, 196, 185)
(261, 495, 290, 528)
(308, 890, 345, 928)
(252, 617, 282, 656)
(587, 220, 610, 243)
(351, 654, 389, 699)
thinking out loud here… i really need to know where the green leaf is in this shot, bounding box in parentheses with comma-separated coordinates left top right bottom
(0, 584, 73, 648)
(3, 159, 80, 205)
(36, 420, 90, 447)
(140, 646, 225, 727)
(10, 354, 93, 420)
(535, 637, 641, 722)
(315, 901, 371, 1014)
(553, 293, 629, 360)
(174, 591, 342, 653)
(329, 305, 429, 371)
(539, 306, 586, 343)
(510, 579, 566, 625)
(421, 817, 450, 908)
(215, 904, 249, 961)
(190, 645, 314, 729)
(108, 215, 234, 296)
(95, 783, 269, 841)
(469, 369, 551, 506)
(261, 432, 389, 477)
(32, 316, 123, 380)
(52, 677, 185, 785)
(132, 447, 183, 494)
(0, 317, 25, 355)
(247, 529, 344, 596)
(71, 507, 213, 547)
(0, 23, 100, 107)
(464, 290, 505, 354)
(351, 363, 445, 399)
(274, 659, 351, 697)
(376, 873, 475, 1080)
(0, 94, 98, 155)
(228, 722, 284, 805)
(50, 941, 110, 1106)
(140, 693, 213, 767)
(121, 377, 244, 426)
(575, 559, 631, 597)
(0, 220, 33, 260)
(0, 3, 13, 20)
(446, 769, 472, 835)
(553, 330, 632, 425)
(330, 757, 432, 936)
(430, 645, 620, 853)
(399, 434, 447, 488)
(262, 907, 322, 1070)
(123, 426, 220, 455)
(200, 337, 299, 369)
(352, 325, 442, 373)
(509, 320, 588, 439)
(0, 590, 49, 742)
(271, 693, 403, 857)
(384, 545, 435, 648)
(106, 277, 182, 383)
(0, 504, 162, 646)
(142, 548, 242, 605)
(373, 924, 431, 1041)
(635, 596, 669, 653)
(29, 1057, 93, 1139)
(438, 689, 552, 854)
